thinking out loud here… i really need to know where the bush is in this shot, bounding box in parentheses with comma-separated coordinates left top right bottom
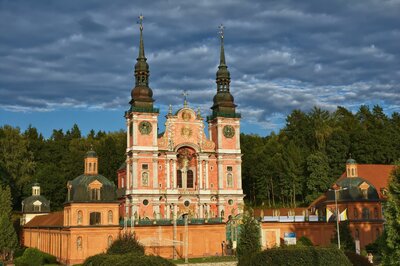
(297, 236, 313, 247)
(14, 248, 57, 266)
(344, 251, 372, 266)
(83, 252, 175, 266)
(107, 232, 145, 255)
(241, 247, 351, 266)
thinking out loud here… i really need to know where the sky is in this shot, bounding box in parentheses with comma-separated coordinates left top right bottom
(1, 0, 400, 138)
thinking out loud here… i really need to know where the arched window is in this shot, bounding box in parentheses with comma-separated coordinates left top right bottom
(362, 208, 370, 220)
(77, 210, 83, 225)
(187, 170, 194, 188)
(89, 163, 92, 171)
(355, 229, 359, 240)
(77, 236, 82, 250)
(108, 210, 113, 224)
(142, 172, 149, 186)
(108, 235, 113, 247)
(351, 168, 355, 176)
(177, 170, 182, 188)
(90, 212, 101, 225)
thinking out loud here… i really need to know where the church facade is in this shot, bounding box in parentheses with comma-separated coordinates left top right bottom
(117, 21, 244, 222)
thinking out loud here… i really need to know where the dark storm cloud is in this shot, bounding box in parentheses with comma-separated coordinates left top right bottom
(1, 0, 399, 131)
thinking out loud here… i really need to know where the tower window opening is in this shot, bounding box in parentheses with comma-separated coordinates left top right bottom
(187, 170, 194, 188)
(177, 170, 182, 188)
(89, 163, 92, 172)
(90, 188, 101, 200)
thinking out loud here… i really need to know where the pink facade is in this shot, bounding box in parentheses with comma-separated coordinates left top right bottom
(119, 106, 244, 221)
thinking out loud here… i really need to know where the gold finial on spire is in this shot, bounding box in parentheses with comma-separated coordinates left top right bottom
(138, 14, 144, 31)
(182, 90, 189, 107)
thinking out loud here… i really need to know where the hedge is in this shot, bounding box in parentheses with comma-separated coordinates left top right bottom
(83, 252, 175, 266)
(14, 248, 57, 266)
(344, 251, 372, 266)
(240, 247, 351, 266)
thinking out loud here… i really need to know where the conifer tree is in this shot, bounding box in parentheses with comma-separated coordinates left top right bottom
(382, 163, 400, 265)
(237, 208, 261, 266)
(331, 220, 355, 251)
(0, 185, 18, 261)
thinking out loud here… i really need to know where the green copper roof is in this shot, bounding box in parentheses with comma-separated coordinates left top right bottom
(22, 195, 50, 213)
(85, 149, 97, 158)
(67, 174, 117, 203)
(346, 158, 356, 164)
(326, 177, 379, 202)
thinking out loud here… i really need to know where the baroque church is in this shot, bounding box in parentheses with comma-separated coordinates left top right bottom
(117, 20, 244, 222)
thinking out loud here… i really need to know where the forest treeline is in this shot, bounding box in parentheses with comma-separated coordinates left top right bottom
(1, 105, 400, 211)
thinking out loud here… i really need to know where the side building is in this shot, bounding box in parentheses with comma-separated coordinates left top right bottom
(256, 158, 392, 249)
(23, 150, 120, 265)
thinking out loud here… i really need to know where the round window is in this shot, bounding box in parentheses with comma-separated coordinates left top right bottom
(184, 200, 190, 207)
(143, 199, 149, 206)
(228, 199, 234, 205)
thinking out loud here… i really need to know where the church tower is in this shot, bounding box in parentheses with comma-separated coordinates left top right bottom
(123, 15, 160, 221)
(207, 25, 243, 218)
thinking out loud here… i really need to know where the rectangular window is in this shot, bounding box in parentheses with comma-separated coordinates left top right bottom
(90, 212, 101, 225)
(227, 166, 233, 172)
(142, 164, 149, 170)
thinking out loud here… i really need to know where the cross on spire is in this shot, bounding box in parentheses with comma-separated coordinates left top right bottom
(182, 90, 189, 107)
(138, 14, 144, 31)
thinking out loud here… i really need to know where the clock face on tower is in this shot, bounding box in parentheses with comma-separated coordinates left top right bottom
(223, 125, 235, 138)
(139, 121, 152, 135)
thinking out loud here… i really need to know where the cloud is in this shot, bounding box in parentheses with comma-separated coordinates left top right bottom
(0, 0, 400, 134)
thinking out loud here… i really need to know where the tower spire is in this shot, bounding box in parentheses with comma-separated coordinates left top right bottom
(211, 24, 236, 117)
(130, 14, 155, 110)
(138, 14, 145, 60)
(219, 24, 226, 67)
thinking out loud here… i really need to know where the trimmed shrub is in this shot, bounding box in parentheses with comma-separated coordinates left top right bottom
(344, 251, 372, 266)
(107, 232, 144, 255)
(14, 248, 57, 266)
(241, 247, 351, 266)
(83, 252, 175, 266)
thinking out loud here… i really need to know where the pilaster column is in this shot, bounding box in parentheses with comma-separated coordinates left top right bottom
(199, 204, 204, 218)
(166, 160, 171, 189)
(205, 161, 209, 189)
(236, 124, 240, 149)
(198, 159, 203, 189)
(173, 159, 177, 188)
(126, 161, 131, 189)
(218, 124, 222, 148)
(166, 204, 171, 219)
(218, 156, 223, 189)
(133, 117, 137, 145)
(153, 158, 158, 188)
(132, 159, 138, 188)
(173, 204, 177, 220)
(126, 119, 130, 148)
(237, 164, 242, 189)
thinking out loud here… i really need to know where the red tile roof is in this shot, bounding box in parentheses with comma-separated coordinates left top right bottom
(337, 164, 395, 199)
(24, 211, 64, 228)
